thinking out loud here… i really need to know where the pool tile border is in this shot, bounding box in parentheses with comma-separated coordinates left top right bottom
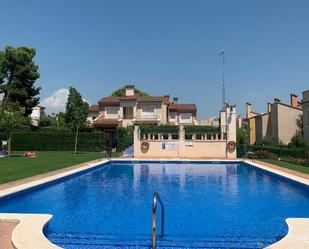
(0, 158, 309, 249)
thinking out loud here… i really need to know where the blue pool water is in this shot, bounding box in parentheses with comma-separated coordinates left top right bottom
(0, 161, 309, 249)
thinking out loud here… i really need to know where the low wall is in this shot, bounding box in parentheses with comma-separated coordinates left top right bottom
(134, 126, 236, 159)
(134, 139, 235, 159)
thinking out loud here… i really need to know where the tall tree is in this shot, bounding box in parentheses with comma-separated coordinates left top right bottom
(64, 87, 89, 130)
(296, 114, 303, 136)
(0, 46, 41, 116)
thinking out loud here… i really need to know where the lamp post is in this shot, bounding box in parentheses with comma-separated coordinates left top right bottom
(219, 49, 225, 109)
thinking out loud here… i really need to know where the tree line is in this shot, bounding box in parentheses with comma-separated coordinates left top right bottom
(0, 45, 89, 134)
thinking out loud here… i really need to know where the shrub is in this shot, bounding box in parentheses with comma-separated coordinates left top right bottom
(255, 150, 278, 160)
(139, 125, 179, 135)
(116, 127, 133, 151)
(9, 132, 104, 151)
(288, 134, 307, 148)
(184, 125, 220, 135)
(280, 157, 309, 167)
(252, 145, 306, 159)
(39, 126, 72, 133)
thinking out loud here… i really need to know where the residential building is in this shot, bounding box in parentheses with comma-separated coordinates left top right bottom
(168, 97, 197, 125)
(30, 106, 46, 126)
(87, 104, 99, 124)
(302, 90, 309, 145)
(246, 94, 302, 145)
(198, 116, 219, 127)
(91, 85, 198, 147)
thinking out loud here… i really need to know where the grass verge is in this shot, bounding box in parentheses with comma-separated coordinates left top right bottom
(0, 151, 120, 184)
(262, 159, 309, 174)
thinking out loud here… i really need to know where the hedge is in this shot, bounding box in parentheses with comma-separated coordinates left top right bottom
(237, 144, 306, 159)
(139, 125, 179, 135)
(184, 125, 220, 134)
(0, 132, 105, 151)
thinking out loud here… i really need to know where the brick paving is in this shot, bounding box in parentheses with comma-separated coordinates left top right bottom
(0, 222, 17, 249)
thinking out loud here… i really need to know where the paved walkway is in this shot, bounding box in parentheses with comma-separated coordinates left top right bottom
(0, 222, 17, 249)
(255, 160, 309, 180)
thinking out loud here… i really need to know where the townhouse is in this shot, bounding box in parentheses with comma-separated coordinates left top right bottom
(302, 90, 309, 145)
(89, 85, 197, 145)
(246, 94, 302, 145)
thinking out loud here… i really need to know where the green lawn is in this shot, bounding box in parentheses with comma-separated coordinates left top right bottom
(262, 159, 309, 174)
(0, 151, 120, 185)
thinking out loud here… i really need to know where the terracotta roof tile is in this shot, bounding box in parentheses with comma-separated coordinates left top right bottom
(88, 105, 99, 112)
(139, 96, 164, 102)
(119, 96, 138, 100)
(168, 103, 197, 111)
(93, 117, 120, 127)
(98, 96, 119, 103)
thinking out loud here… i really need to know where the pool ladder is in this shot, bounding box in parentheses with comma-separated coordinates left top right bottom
(242, 151, 258, 162)
(152, 192, 165, 249)
(103, 147, 112, 161)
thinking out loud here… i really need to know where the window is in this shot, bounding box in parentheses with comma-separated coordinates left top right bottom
(123, 107, 133, 119)
(142, 108, 155, 117)
(169, 112, 177, 120)
(179, 113, 192, 123)
(105, 107, 119, 118)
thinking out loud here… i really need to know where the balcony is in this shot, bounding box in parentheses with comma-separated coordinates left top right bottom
(135, 114, 159, 120)
(179, 118, 193, 124)
(105, 114, 120, 119)
(134, 114, 160, 124)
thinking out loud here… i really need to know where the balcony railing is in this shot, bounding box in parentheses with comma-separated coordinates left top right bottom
(179, 118, 193, 124)
(136, 114, 159, 120)
(105, 114, 120, 119)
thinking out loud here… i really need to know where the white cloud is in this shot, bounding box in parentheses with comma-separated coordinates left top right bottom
(41, 88, 91, 114)
(40, 88, 69, 114)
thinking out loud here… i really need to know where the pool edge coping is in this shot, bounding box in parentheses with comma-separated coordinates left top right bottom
(0, 158, 308, 249)
(0, 213, 61, 249)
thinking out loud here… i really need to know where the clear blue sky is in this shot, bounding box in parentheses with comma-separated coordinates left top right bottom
(1, 0, 308, 117)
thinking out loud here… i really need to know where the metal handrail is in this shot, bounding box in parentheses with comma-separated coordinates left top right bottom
(152, 192, 165, 249)
(242, 151, 257, 162)
(103, 147, 112, 161)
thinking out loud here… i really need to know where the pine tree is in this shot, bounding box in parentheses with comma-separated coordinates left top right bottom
(64, 87, 89, 130)
(0, 46, 41, 116)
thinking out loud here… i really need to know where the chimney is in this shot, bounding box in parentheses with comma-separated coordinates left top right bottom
(267, 102, 272, 113)
(163, 95, 170, 104)
(274, 98, 281, 103)
(173, 97, 178, 104)
(290, 93, 298, 108)
(125, 84, 135, 96)
(246, 102, 252, 119)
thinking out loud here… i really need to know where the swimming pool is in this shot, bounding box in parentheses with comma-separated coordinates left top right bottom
(0, 160, 308, 249)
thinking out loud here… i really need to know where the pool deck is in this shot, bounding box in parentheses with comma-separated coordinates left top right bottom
(0, 158, 308, 249)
